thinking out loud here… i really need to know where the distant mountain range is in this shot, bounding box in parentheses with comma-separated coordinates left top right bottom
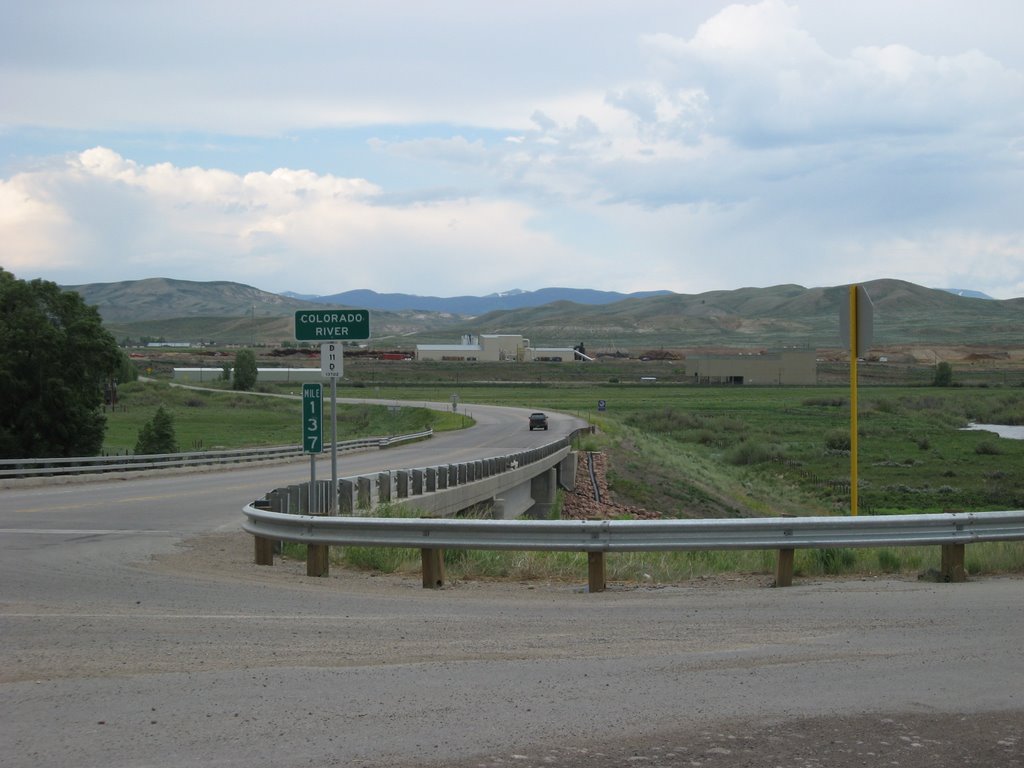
(280, 287, 674, 315)
(942, 289, 993, 300)
(65, 277, 1019, 348)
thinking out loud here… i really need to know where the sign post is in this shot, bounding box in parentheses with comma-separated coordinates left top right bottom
(840, 285, 873, 516)
(321, 343, 342, 500)
(296, 309, 370, 517)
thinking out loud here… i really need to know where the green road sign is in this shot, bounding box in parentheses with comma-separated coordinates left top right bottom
(294, 309, 370, 341)
(302, 383, 323, 453)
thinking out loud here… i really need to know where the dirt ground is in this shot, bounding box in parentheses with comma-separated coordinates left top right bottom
(409, 711, 1023, 768)
(153, 531, 1023, 768)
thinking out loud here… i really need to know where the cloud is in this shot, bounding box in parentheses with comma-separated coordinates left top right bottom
(2, 148, 578, 294)
(635, 1, 1024, 148)
(2, 1, 1023, 300)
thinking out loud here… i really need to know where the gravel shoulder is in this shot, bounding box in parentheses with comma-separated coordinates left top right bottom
(6, 528, 1022, 768)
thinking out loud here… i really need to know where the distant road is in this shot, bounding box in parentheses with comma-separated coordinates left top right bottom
(1, 401, 1021, 768)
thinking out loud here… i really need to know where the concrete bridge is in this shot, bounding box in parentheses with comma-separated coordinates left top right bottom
(254, 431, 586, 523)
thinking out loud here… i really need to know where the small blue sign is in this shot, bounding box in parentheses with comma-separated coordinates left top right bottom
(597, 399, 607, 411)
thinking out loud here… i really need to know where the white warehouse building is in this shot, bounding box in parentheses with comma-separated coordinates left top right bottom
(415, 334, 588, 363)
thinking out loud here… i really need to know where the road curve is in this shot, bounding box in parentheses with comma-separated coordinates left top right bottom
(1, 402, 1021, 768)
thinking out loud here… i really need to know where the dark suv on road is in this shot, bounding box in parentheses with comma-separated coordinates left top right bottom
(529, 412, 549, 430)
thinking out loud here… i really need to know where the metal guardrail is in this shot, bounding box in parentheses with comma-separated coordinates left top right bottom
(242, 505, 1024, 591)
(0, 429, 432, 478)
(241, 509, 1024, 551)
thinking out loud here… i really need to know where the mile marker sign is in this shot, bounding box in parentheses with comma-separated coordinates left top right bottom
(302, 383, 323, 454)
(294, 309, 370, 341)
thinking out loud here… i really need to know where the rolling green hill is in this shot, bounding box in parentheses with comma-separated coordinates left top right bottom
(67, 278, 465, 345)
(434, 280, 1024, 348)
(67, 277, 1024, 349)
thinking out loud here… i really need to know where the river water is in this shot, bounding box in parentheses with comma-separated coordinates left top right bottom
(963, 423, 1024, 440)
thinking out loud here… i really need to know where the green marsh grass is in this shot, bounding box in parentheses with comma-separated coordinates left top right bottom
(134, 376, 1023, 579)
(103, 380, 470, 453)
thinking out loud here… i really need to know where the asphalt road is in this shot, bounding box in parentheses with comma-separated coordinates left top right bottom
(1, 402, 1021, 768)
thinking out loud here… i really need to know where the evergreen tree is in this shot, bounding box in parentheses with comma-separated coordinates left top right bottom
(933, 361, 954, 387)
(0, 269, 121, 458)
(116, 351, 139, 383)
(134, 406, 179, 454)
(232, 349, 258, 391)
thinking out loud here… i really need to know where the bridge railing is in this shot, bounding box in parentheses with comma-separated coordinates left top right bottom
(0, 429, 432, 479)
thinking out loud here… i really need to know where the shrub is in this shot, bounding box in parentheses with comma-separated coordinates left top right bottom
(803, 397, 846, 407)
(825, 430, 851, 451)
(725, 441, 785, 466)
(975, 440, 1003, 455)
(873, 398, 896, 414)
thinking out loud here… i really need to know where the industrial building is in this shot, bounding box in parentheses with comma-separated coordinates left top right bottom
(688, 349, 817, 385)
(415, 334, 588, 363)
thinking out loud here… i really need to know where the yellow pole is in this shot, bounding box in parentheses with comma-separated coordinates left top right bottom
(849, 285, 859, 516)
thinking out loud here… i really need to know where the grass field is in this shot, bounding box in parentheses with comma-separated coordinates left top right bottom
(236, 378, 1024, 518)
(115, 373, 1024, 579)
(102, 381, 469, 454)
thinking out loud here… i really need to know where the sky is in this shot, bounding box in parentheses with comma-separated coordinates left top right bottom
(2, 0, 1023, 299)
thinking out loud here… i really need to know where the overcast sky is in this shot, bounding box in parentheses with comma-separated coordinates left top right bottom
(3, 1, 1023, 298)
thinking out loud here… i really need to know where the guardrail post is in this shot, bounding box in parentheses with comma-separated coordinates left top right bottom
(941, 544, 967, 582)
(307, 543, 329, 577)
(305, 483, 330, 576)
(775, 548, 795, 587)
(377, 472, 392, 504)
(357, 477, 372, 511)
(426, 467, 437, 492)
(254, 535, 275, 566)
(396, 471, 410, 499)
(587, 552, 606, 593)
(269, 489, 287, 513)
(317, 479, 333, 514)
(338, 480, 355, 515)
(421, 549, 445, 588)
(436, 466, 448, 490)
(253, 499, 275, 566)
(412, 469, 424, 495)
